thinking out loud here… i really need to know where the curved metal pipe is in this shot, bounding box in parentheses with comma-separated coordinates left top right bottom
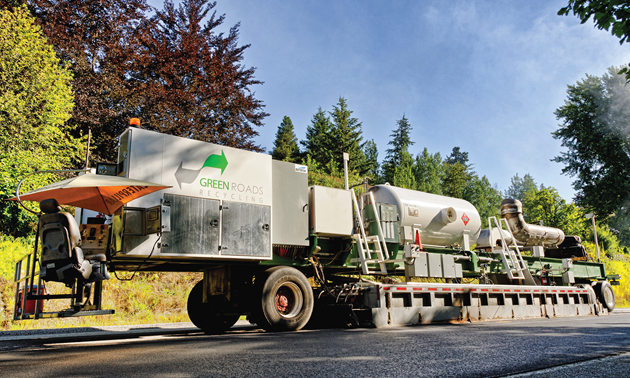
(500, 199, 565, 247)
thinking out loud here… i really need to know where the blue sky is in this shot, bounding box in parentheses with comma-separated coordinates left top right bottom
(150, 0, 630, 201)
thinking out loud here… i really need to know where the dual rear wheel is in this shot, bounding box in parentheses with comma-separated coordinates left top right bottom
(187, 281, 239, 334)
(595, 281, 615, 312)
(187, 266, 313, 333)
(254, 266, 314, 332)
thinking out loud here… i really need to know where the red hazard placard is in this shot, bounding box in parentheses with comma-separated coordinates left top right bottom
(461, 212, 469, 226)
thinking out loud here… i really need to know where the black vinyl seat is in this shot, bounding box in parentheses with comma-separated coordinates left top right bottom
(39, 199, 109, 284)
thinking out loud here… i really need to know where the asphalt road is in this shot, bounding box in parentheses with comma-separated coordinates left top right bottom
(1, 312, 630, 378)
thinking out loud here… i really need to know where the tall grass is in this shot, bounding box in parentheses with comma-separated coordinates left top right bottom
(0, 235, 200, 331)
(582, 240, 630, 307)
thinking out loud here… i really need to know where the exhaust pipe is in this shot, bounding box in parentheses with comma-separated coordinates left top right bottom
(500, 199, 565, 247)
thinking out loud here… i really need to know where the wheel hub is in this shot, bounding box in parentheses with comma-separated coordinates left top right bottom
(274, 282, 303, 318)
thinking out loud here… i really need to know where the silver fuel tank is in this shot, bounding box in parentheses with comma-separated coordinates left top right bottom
(368, 184, 481, 248)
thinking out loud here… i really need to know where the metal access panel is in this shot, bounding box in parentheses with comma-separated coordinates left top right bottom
(455, 263, 463, 278)
(366, 203, 399, 243)
(272, 160, 309, 246)
(442, 255, 456, 278)
(310, 186, 353, 237)
(428, 253, 443, 278)
(405, 251, 428, 278)
(161, 194, 220, 255)
(379, 204, 399, 242)
(221, 201, 271, 258)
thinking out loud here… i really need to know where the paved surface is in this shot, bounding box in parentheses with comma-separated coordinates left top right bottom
(1, 313, 629, 377)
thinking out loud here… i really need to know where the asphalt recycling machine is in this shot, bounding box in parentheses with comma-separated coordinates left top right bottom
(13, 126, 621, 332)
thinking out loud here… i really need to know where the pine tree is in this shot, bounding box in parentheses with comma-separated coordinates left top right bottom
(445, 147, 471, 169)
(414, 148, 444, 194)
(442, 162, 468, 199)
(329, 97, 367, 174)
(271, 116, 299, 162)
(505, 173, 538, 202)
(392, 150, 416, 189)
(363, 139, 380, 182)
(442, 147, 475, 198)
(301, 107, 335, 168)
(382, 115, 414, 184)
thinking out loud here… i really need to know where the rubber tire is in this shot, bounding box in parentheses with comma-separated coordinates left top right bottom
(187, 281, 239, 333)
(596, 281, 615, 312)
(256, 266, 314, 332)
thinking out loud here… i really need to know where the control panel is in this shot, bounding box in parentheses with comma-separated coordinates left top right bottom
(80, 224, 110, 256)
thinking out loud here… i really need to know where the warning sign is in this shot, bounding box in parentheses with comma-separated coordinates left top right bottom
(461, 212, 469, 226)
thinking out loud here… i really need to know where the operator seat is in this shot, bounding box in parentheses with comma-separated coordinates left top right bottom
(39, 199, 109, 285)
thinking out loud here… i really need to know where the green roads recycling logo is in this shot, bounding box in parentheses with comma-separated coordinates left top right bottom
(174, 151, 228, 188)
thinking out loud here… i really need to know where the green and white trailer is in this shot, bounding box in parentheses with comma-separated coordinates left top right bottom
(14, 127, 619, 332)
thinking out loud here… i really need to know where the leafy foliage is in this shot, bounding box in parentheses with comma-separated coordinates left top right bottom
(391, 150, 416, 189)
(271, 116, 299, 162)
(26, 0, 267, 162)
(304, 155, 361, 189)
(445, 146, 472, 169)
(553, 67, 630, 242)
(441, 162, 469, 199)
(463, 175, 502, 228)
(28, 0, 150, 163)
(559, 0, 630, 80)
(0, 5, 84, 237)
(521, 186, 587, 236)
(135, 0, 267, 153)
(442, 147, 476, 200)
(300, 99, 368, 176)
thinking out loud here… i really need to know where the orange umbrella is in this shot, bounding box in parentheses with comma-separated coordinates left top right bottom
(11, 173, 170, 215)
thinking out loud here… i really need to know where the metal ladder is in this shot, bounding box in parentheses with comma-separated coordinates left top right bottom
(488, 216, 536, 285)
(351, 191, 391, 275)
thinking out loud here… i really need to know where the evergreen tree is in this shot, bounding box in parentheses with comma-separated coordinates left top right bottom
(445, 146, 472, 169)
(271, 116, 299, 162)
(301, 107, 334, 169)
(505, 173, 538, 202)
(329, 97, 367, 174)
(442, 146, 475, 199)
(442, 162, 468, 199)
(413, 148, 444, 195)
(363, 139, 380, 181)
(392, 150, 416, 189)
(382, 115, 414, 184)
